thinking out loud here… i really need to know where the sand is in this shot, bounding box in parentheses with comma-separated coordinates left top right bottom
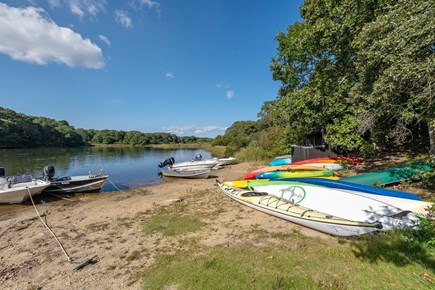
(0, 162, 330, 289)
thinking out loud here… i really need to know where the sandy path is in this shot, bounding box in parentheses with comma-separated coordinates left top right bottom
(0, 162, 329, 289)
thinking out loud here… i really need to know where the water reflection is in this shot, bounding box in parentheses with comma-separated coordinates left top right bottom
(0, 146, 212, 192)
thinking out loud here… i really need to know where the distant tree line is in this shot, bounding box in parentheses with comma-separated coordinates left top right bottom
(0, 107, 211, 148)
(215, 0, 434, 157)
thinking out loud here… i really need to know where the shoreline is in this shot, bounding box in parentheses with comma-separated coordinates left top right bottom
(0, 160, 432, 289)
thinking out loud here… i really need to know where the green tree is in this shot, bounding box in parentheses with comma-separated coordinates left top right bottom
(353, 0, 434, 154)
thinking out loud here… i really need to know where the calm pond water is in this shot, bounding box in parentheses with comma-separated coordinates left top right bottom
(0, 146, 213, 192)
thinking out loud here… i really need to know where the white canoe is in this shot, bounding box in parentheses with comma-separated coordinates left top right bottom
(217, 182, 382, 236)
(0, 179, 50, 204)
(252, 183, 420, 231)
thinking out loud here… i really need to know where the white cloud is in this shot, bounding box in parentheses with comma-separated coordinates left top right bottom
(129, 0, 160, 14)
(99, 34, 111, 46)
(0, 3, 105, 69)
(165, 71, 174, 78)
(115, 10, 133, 28)
(226, 90, 235, 99)
(48, 0, 61, 8)
(162, 125, 227, 136)
(69, 2, 84, 17)
(50, 1, 106, 18)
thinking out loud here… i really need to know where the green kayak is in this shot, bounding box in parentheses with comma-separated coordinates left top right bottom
(341, 162, 433, 186)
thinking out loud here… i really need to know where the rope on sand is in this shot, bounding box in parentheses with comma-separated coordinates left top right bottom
(26, 187, 97, 271)
(107, 178, 127, 194)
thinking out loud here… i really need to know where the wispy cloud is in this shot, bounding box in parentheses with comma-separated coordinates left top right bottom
(162, 125, 227, 136)
(115, 10, 133, 28)
(111, 99, 124, 104)
(0, 3, 104, 69)
(99, 34, 111, 46)
(165, 71, 174, 78)
(129, 0, 161, 14)
(48, 0, 106, 18)
(226, 90, 235, 99)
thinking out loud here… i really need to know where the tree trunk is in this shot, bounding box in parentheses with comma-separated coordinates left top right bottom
(429, 119, 435, 157)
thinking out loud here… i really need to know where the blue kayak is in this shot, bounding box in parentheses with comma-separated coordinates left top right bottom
(279, 177, 422, 201)
(269, 158, 292, 166)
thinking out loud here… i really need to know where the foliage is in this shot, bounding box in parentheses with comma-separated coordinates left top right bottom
(212, 121, 259, 155)
(0, 107, 211, 148)
(258, 0, 434, 156)
(0, 107, 85, 148)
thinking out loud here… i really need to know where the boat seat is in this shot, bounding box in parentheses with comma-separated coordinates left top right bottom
(8, 175, 33, 184)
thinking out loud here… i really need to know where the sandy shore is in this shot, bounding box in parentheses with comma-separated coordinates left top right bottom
(0, 162, 330, 289)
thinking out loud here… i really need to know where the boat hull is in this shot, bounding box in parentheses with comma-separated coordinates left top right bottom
(43, 175, 108, 194)
(161, 169, 210, 179)
(0, 180, 50, 204)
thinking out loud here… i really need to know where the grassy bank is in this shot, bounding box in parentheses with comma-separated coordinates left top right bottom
(128, 184, 434, 289)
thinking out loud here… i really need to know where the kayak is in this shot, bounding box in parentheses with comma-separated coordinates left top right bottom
(216, 181, 382, 236)
(291, 156, 364, 165)
(244, 165, 329, 180)
(247, 180, 432, 216)
(277, 178, 422, 200)
(256, 170, 335, 180)
(269, 158, 293, 166)
(250, 182, 420, 231)
(341, 162, 433, 186)
(224, 176, 340, 189)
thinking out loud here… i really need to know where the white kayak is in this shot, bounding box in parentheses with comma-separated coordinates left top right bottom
(301, 163, 344, 171)
(252, 183, 420, 231)
(217, 181, 382, 237)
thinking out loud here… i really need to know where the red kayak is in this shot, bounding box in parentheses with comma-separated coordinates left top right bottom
(291, 156, 364, 165)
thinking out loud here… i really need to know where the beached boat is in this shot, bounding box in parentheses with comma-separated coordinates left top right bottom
(216, 157, 237, 166)
(41, 165, 108, 194)
(158, 155, 219, 170)
(250, 182, 420, 231)
(0, 173, 50, 204)
(216, 181, 382, 236)
(160, 168, 210, 179)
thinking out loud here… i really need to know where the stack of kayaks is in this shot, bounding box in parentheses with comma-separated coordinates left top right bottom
(222, 157, 432, 236)
(269, 156, 364, 167)
(243, 165, 333, 180)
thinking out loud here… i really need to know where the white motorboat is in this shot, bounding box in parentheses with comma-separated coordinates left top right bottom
(0, 172, 50, 204)
(159, 168, 211, 179)
(41, 165, 109, 194)
(158, 155, 219, 170)
(216, 157, 237, 166)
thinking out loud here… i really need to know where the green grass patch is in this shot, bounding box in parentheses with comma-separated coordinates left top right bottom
(143, 213, 206, 237)
(136, 234, 434, 290)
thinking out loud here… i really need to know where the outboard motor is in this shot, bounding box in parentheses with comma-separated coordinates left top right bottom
(43, 165, 55, 181)
(158, 157, 175, 168)
(0, 167, 5, 177)
(194, 154, 203, 161)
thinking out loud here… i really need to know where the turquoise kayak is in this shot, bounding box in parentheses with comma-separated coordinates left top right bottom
(341, 162, 432, 186)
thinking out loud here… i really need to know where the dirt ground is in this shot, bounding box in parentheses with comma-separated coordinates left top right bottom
(0, 162, 333, 290)
(2, 157, 433, 290)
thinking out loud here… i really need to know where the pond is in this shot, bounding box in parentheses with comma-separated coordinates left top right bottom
(0, 146, 213, 192)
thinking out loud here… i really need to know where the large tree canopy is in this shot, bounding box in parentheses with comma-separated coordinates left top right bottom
(263, 0, 434, 155)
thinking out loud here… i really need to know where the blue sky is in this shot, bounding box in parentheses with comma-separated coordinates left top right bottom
(0, 0, 303, 137)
